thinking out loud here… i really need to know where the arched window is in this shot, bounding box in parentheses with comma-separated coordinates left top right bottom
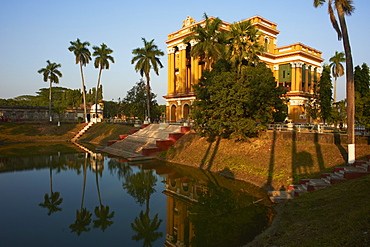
(171, 104, 177, 122)
(183, 104, 190, 120)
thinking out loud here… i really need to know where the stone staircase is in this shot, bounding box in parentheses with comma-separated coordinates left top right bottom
(101, 123, 190, 161)
(71, 122, 95, 142)
(269, 157, 370, 203)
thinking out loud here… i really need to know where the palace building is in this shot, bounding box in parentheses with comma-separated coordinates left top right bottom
(164, 15, 324, 123)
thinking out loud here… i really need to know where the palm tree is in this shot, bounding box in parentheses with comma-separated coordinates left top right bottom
(329, 51, 345, 102)
(183, 13, 226, 70)
(314, 0, 355, 163)
(131, 38, 164, 121)
(227, 20, 263, 73)
(37, 60, 62, 121)
(92, 43, 115, 122)
(68, 38, 91, 123)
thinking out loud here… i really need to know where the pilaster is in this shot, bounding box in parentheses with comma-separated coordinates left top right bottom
(273, 65, 279, 87)
(178, 44, 187, 94)
(295, 62, 303, 91)
(290, 62, 297, 91)
(189, 41, 198, 93)
(304, 65, 309, 93)
(167, 47, 176, 95)
(310, 66, 315, 93)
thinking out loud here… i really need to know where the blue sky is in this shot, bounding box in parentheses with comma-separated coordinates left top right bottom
(1, 0, 369, 104)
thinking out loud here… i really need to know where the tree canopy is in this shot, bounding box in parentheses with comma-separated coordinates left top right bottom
(131, 38, 164, 120)
(37, 60, 63, 121)
(68, 38, 92, 123)
(329, 51, 345, 102)
(122, 79, 161, 121)
(354, 63, 370, 129)
(317, 65, 333, 122)
(191, 60, 287, 140)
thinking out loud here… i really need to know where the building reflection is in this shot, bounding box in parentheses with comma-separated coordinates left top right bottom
(143, 162, 272, 247)
(163, 174, 197, 247)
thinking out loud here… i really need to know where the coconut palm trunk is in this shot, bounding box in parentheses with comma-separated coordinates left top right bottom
(49, 80, 53, 121)
(333, 78, 337, 103)
(80, 63, 88, 123)
(336, 3, 355, 155)
(95, 68, 102, 122)
(145, 74, 151, 121)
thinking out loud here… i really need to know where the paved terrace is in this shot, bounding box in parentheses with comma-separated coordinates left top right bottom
(101, 123, 183, 160)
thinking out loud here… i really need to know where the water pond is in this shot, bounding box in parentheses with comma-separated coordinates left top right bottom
(0, 143, 273, 247)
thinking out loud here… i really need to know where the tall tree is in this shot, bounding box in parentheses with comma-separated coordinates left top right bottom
(317, 65, 333, 122)
(92, 43, 114, 122)
(354, 63, 370, 98)
(227, 20, 263, 73)
(314, 0, 355, 163)
(329, 51, 345, 102)
(131, 38, 164, 121)
(354, 63, 370, 129)
(192, 59, 286, 140)
(68, 38, 91, 123)
(37, 60, 63, 121)
(183, 13, 226, 70)
(123, 79, 159, 120)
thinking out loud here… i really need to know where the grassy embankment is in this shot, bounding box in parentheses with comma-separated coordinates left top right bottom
(246, 174, 370, 246)
(78, 122, 134, 145)
(0, 121, 133, 145)
(159, 131, 370, 189)
(0, 121, 134, 156)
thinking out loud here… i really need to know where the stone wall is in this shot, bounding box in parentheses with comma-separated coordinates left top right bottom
(265, 131, 369, 145)
(0, 105, 83, 121)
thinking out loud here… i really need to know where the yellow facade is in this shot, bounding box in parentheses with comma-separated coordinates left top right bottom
(164, 15, 324, 123)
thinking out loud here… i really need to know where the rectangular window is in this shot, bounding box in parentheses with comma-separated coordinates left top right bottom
(279, 64, 291, 83)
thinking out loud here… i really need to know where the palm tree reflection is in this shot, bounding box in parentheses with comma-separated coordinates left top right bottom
(131, 210, 163, 247)
(93, 159, 115, 231)
(123, 168, 163, 246)
(39, 162, 63, 216)
(70, 153, 92, 235)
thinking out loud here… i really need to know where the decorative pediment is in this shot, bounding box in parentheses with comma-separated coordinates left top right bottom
(182, 16, 195, 28)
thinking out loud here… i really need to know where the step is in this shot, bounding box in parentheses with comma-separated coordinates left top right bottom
(343, 171, 370, 180)
(306, 179, 331, 191)
(293, 185, 309, 197)
(142, 147, 161, 156)
(328, 174, 347, 185)
(268, 190, 293, 203)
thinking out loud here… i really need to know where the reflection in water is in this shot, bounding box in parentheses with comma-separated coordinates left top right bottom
(70, 153, 94, 236)
(94, 156, 115, 232)
(162, 165, 273, 247)
(0, 144, 272, 247)
(39, 166, 63, 215)
(123, 166, 163, 246)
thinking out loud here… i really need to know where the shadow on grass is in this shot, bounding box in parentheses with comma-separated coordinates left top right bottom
(199, 135, 221, 171)
(314, 133, 325, 172)
(334, 133, 348, 162)
(291, 131, 314, 183)
(263, 131, 277, 191)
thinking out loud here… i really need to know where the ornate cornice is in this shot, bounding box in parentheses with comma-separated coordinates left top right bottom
(178, 44, 187, 50)
(167, 47, 176, 54)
